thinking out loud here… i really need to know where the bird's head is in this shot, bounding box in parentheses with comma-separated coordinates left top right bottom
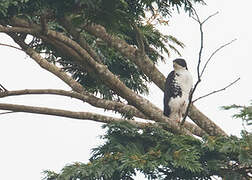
(173, 58, 188, 71)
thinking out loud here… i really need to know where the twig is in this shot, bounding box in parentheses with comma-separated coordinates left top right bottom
(0, 83, 8, 92)
(193, 77, 240, 103)
(202, 12, 219, 24)
(0, 43, 22, 51)
(200, 39, 237, 77)
(0, 111, 16, 115)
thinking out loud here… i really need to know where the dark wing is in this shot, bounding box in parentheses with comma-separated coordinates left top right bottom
(163, 71, 175, 117)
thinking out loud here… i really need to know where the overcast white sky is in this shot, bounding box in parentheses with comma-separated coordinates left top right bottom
(0, 0, 251, 179)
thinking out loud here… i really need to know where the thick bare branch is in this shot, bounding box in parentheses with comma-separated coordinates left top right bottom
(47, 30, 194, 135)
(8, 33, 86, 93)
(0, 101, 205, 137)
(83, 23, 226, 136)
(84, 24, 166, 90)
(58, 16, 103, 64)
(0, 87, 203, 136)
(40, 14, 48, 34)
(132, 23, 145, 55)
(0, 89, 148, 119)
(0, 103, 136, 124)
(0, 24, 36, 34)
(2, 17, 223, 136)
(5, 25, 191, 135)
(40, 19, 205, 136)
(0, 88, 204, 136)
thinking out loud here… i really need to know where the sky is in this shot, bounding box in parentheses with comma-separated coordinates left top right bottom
(0, 0, 251, 179)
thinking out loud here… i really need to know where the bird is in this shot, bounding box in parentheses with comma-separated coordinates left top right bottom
(163, 58, 193, 123)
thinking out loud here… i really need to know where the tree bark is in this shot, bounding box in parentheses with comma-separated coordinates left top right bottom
(84, 23, 227, 136)
(0, 17, 226, 136)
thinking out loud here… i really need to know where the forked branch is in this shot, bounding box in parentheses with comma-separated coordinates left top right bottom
(181, 10, 236, 128)
(193, 77, 240, 103)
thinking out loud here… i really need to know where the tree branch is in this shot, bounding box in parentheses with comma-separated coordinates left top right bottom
(0, 102, 138, 125)
(0, 88, 204, 136)
(20, 23, 190, 135)
(202, 12, 219, 24)
(2, 17, 223, 136)
(193, 77, 240, 103)
(200, 39, 237, 78)
(84, 24, 166, 91)
(40, 14, 48, 35)
(8, 33, 87, 93)
(84, 23, 227, 136)
(0, 111, 16, 115)
(59, 15, 103, 64)
(0, 24, 36, 34)
(5, 31, 192, 135)
(181, 11, 219, 125)
(0, 89, 147, 119)
(180, 11, 228, 137)
(132, 23, 145, 55)
(50, 18, 206, 136)
(0, 83, 8, 92)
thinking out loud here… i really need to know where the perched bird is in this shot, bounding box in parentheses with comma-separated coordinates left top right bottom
(163, 58, 193, 123)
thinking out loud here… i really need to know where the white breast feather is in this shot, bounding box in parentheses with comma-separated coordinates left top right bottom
(168, 69, 193, 121)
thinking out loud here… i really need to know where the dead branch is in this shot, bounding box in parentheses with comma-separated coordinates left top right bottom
(200, 39, 237, 78)
(180, 11, 233, 137)
(193, 77, 240, 103)
(181, 11, 219, 125)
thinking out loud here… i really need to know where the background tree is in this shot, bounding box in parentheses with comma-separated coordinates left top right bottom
(0, 0, 251, 179)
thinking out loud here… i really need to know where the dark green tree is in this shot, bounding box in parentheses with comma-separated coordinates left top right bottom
(43, 103, 252, 180)
(0, 0, 250, 179)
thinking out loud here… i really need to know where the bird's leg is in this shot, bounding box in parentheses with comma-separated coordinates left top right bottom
(182, 101, 187, 117)
(177, 110, 182, 123)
